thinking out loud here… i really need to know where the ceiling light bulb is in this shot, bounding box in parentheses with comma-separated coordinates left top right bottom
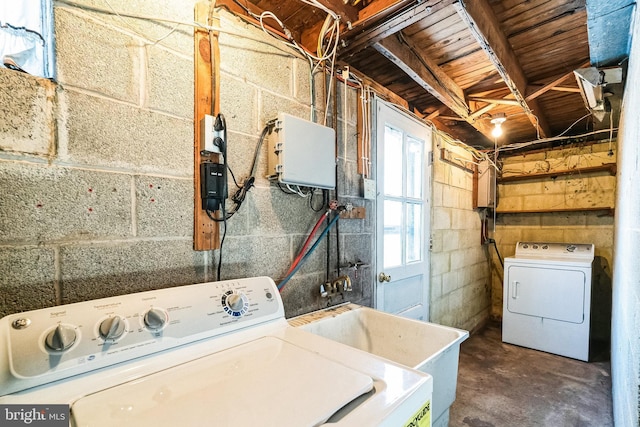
(490, 113, 507, 138)
(491, 123, 503, 138)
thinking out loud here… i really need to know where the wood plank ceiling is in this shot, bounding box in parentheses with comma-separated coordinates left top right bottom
(217, 0, 618, 148)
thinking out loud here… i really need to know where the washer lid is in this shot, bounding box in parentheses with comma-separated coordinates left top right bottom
(71, 336, 373, 427)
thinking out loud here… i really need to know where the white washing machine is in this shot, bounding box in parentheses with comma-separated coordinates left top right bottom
(502, 242, 594, 361)
(0, 277, 433, 426)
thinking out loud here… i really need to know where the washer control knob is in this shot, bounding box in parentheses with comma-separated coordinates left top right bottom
(221, 291, 249, 317)
(45, 325, 77, 351)
(99, 316, 126, 340)
(227, 293, 244, 311)
(144, 308, 168, 331)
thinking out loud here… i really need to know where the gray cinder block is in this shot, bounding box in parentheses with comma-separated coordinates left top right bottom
(135, 176, 193, 237)
(60, 239, 206, 303)
(0, 162, 132, 242)
(146, 46, 194, 118)
(63, 90, 193, 175)
(0, 247, 56, 318)
(55, 9, 138, 103)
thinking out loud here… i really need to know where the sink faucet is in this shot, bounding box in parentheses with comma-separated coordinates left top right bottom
(320, 275, 352, 298)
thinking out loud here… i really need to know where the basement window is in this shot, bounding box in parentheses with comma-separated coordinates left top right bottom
(0, 0, 55, 78)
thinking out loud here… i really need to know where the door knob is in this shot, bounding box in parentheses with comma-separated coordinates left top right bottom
(378, 272, 391, 283)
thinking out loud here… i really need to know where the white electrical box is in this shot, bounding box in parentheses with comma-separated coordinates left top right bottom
(476, 159, 495, 208)
(267, 113, 336, 189)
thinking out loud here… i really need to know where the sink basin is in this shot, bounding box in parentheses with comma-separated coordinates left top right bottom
(289, 303, 469, 427)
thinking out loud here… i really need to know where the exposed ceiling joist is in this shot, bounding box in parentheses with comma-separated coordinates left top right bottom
(455, 0, 552, 138)
(373, 33, 501, 142)
(373, 34, 469, 117)
(468, 102, 496, 120)
(414, 108, 458, 136)
(548, 86, 581, 93)
(339, 0, 454, 59)
(468, 97, 520, 106)
(313, 0, 359, 23)
(525, 61, 591, 101)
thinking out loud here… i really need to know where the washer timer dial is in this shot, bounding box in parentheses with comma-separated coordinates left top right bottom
(45, 324, 77, 352)
(221, 290, 249, 317)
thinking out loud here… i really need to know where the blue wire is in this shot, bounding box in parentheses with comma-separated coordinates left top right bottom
(278, 213, 340, 291)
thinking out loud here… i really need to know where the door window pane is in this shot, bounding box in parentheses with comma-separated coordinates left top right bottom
(383, 200, 403, 268)
(383, 125, 403, 197)
(406, 136, 423, 199)
(406, 203, 422, 263)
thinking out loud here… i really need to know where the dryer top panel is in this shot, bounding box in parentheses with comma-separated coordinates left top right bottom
(514, 242, 595, 262)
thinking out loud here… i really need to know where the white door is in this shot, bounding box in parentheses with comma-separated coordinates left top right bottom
(375, 100, 432, 320)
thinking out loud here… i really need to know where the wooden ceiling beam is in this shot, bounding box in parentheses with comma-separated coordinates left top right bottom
(549, 86, 581, 93)
(455, 0, 552, 139)
(468, 102, 496, 120)
(215, 0, 264, 19)
(373, 34, 505, 142)
(525, 61, 590, 101)
(373, 34, 469, 117)
(313, 0, 359, 24)
(339, 0, 454, 60)
(468, 97, 520, 106)
(358, 0, 415, 25)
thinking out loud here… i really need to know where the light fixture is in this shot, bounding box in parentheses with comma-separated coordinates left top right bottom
(490, 113, 506, 138)
(574, 66, 623, 122)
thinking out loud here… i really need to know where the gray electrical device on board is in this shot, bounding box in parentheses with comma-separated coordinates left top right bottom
(267, 113, 336, 190)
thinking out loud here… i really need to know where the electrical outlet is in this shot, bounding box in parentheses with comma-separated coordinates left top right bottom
(362, 178, 376, 200)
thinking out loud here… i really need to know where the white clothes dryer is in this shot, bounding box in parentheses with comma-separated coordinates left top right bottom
(502, 242, 594, 361)
(0, 277, 433, 427)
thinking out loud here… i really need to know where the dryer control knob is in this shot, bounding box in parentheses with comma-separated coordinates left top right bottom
(99, 316, 126, 340)
(144, 308, 168, 331)
(45, 324, 77, 351)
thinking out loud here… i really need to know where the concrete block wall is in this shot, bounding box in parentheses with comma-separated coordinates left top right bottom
(491, 143, 616, 327)
(0, 2, 372, 319)
(611, 3, 640, 425)
(430, 134, 491, 332)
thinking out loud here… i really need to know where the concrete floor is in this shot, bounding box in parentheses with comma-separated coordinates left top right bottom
(449, 322, 613, 427)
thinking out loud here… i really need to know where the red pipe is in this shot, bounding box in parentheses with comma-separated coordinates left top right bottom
(285, 211, 329, 276)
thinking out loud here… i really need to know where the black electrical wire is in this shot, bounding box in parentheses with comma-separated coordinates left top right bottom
(326, 213, 330, 282)
(492, 239, 504, 268)
(212, 119, 276, 222)
(218, 204, 227, 281)
(309, 188, 326, 212)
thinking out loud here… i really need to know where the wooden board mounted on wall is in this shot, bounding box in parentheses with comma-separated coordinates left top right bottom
(193, 1, 220, 251)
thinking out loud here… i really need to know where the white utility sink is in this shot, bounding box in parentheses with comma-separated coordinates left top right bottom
(289, 303, 469, 427)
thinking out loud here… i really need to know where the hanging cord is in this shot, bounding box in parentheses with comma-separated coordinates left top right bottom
(209, 119, 276, 222)
(331, 72, 341, 277)
(205, 119, 277, 279)
(326, 213, 331, 283)
(217, 204, 228, 280)
(278, 211, 342, 291)
(490, 239, 504, 268)
(203, 114, 229, 280)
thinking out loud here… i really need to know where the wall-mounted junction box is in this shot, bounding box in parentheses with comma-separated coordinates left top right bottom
(476, 159, 496, 208)
(267, 113, 336, 189)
